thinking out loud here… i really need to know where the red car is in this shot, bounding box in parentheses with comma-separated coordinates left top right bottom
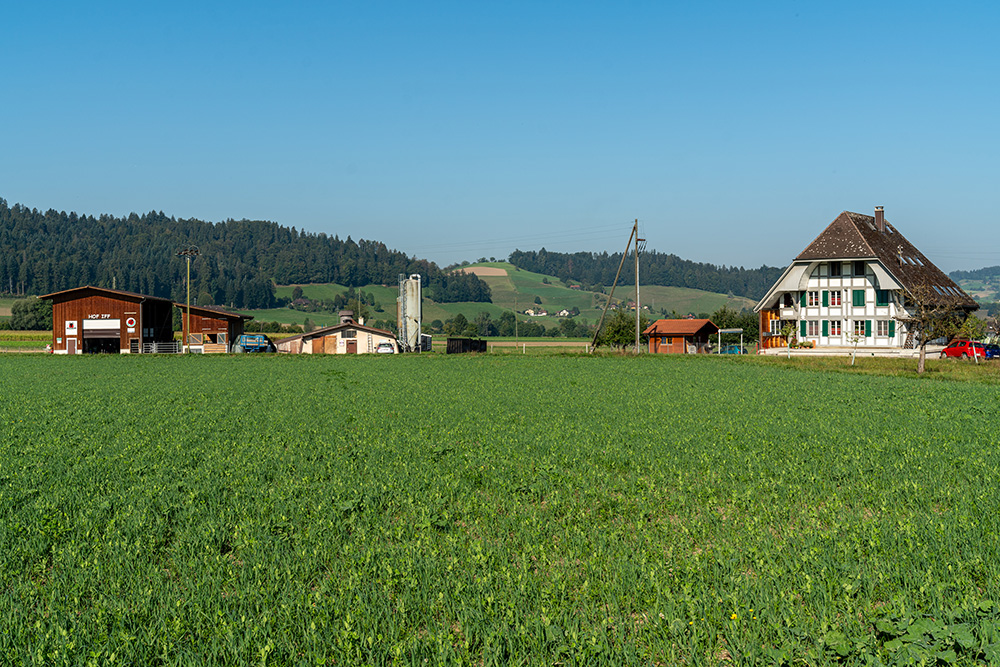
(940, 339, 988, 359)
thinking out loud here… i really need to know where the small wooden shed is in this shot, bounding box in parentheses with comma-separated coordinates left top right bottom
(40, 286, 176, 354)
(643, 319, 719, 354)
(175, 303, 253, 353)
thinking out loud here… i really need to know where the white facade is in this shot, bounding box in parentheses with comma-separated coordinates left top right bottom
(770, 260, 908, 348)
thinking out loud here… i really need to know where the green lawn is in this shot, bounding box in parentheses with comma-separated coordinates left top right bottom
(4, 354, 1000, 664)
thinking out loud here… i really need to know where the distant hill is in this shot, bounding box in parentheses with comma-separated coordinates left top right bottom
(246, 263, 754, 332)
(0, 198, 489, 309)
(508, 248, 782, 301)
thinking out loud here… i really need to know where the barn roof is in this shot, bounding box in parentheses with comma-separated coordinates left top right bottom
(173, 303, 254, 321)
(39, 285, 174, 304)
(276, 320, 395, 345)
(755, 210, 977, 311)
(642, 319, 719, 336)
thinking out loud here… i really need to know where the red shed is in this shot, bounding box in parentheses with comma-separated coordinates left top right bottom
(643, 319, 719, 354)
(40, 286, 176, 354)
(175, 303, 253, 353)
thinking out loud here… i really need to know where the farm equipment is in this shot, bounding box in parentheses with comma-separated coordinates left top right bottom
(232, 334, 275, 353)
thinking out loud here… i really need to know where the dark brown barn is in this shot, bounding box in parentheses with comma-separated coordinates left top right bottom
(643, 319, 719, 354)
(40, 286, 176, 354)
(175, 304, 253, 353)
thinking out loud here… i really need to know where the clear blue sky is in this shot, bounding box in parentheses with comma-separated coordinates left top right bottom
(4, 1, 998, 272)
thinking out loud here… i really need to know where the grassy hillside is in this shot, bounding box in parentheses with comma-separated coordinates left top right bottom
(243, 263, 756, 329)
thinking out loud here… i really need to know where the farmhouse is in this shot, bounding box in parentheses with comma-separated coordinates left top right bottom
(41, 286, 176, 354)
(275, 312, 397, 354)
(754, 207, 977, 350)
(176, 303, 253, 353)
(643, 319, 719, 354)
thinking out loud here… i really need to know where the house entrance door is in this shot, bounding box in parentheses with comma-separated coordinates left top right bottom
(346, 339, 357, 354)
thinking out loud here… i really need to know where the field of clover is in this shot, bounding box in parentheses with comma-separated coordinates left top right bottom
(2, 352, 1000, 665)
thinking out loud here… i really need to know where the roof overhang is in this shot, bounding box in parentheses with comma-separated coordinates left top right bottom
(869, 262, 902, 290)
(754, 261, 819, 311)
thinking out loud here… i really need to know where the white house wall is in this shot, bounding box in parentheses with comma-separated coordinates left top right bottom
(777, 261, 908, 347)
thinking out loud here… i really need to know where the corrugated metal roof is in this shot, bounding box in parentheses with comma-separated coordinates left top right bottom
(173, 303, 254, 320)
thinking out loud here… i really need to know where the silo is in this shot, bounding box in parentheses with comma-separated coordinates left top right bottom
(397, 273, 422, 351)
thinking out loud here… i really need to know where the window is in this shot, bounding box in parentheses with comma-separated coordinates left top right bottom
(853, 320, 866, 337)
(854, 261, 866, 276)
(808, 291, 819, 307)
(342, 329, 356, 338)
(807, 320, 819, 336)
(770, 320, 781, 335)
(665, 337, 673, 345)
(830, 262, 842, 277)
(830, 320, 842, 336)
(877, 320, 889, 336)
(853, 289, 866, 307)
(876, 290, 890, 307)
(783, 293, 794, 307)
(830, 290, 842, 306)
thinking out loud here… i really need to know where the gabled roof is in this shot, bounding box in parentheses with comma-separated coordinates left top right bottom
(276, 320, 395, 345)
(756, 210, 976, 311)
(173, 303, 254, 321)
(642, 318, 719, 337)
(39, 285, 173, 304)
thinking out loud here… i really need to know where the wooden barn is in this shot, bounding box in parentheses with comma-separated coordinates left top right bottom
(275, 314, 397, 355)
(643, 319, 719, 354)
(176, 304, 253, 353)
(40, 286, 176, 354)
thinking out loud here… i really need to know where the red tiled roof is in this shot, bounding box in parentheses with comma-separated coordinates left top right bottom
(642, 319, 719, 336)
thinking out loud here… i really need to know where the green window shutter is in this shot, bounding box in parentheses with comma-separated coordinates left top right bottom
(876, 290, 889, 306)
(853, 289, 865, 307)
(800, 291, 807, 307)
(800, 320, 807, 338)
(889, 320, 896, 337)
(822, 320, 829, 336)
(865, 320, 872, 337)
(822, 290, 829, 307)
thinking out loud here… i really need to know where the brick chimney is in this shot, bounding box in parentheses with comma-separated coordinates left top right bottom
(875, 205, 885, 232)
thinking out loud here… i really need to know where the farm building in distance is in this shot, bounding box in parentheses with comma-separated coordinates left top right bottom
(176, 303, 253, 353)
(274, 311, 398, 354)
(643, 319, 719, 354)
(754, 207, 977, 351)
(40, 286, 176, 354)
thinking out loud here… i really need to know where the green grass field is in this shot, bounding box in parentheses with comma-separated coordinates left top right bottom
(3, 353, 1000, 664)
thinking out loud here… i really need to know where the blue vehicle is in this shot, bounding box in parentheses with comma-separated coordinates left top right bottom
(232, 334, 275, 353)
(718, 344, 746, 355)
(985, 344, 1000, 360)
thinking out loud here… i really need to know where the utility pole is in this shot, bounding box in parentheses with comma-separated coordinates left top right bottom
(176, 245, 200, 352)
(634, 219, 644, 354)
(591, 220, 639, 352)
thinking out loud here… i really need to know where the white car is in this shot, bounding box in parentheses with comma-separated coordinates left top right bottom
(376, 341, 396, 354)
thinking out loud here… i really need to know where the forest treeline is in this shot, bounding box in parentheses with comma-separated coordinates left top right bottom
(508, 248, 783, 301)
(0, 199, 490, 308)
